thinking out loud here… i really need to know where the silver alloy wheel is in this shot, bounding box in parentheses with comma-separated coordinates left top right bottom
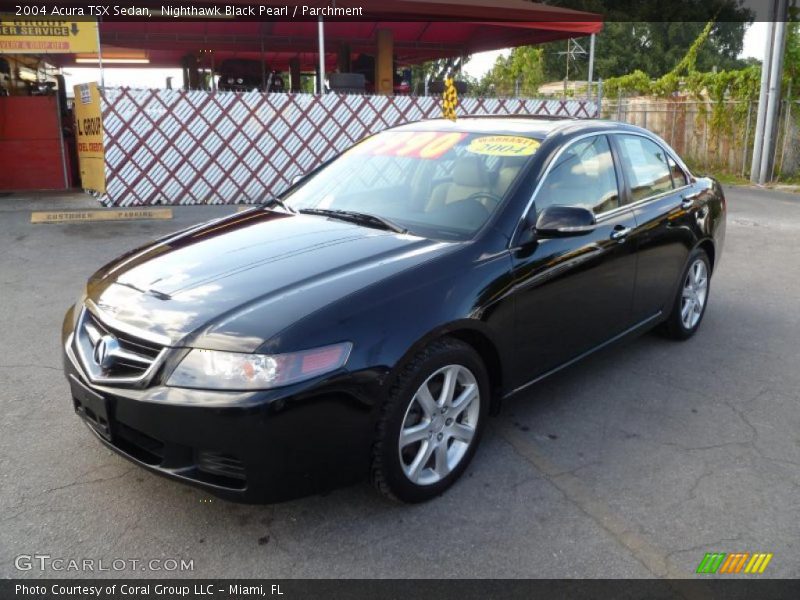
(398, 364, 480, 486)
(681, 259, 709, 330)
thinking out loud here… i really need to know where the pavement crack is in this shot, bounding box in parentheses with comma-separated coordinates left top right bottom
(664, 535, 744, 564)
(685, 461, 715, 503)
(37, 467, 136, 497)
(662, 440, 747, 452)
(552, 460, 603, 477)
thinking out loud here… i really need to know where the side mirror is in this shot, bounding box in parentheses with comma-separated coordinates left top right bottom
(535, 205, 597, 238)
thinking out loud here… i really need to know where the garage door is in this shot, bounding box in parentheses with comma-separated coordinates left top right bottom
(0, 96, 68, 191)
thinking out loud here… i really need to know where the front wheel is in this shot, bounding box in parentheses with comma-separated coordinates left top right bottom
(371, 338, 489, 502)
(660, 248, 711, 340)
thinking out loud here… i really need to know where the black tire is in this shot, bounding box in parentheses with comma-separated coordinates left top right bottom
(659, 248, 711, 340)
(371, 337, 489, 503)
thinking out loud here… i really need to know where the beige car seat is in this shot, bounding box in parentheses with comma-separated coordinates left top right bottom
(492, 156, 529, 198)
(540, 150, 619, 214)
(426, 156, 490, 212)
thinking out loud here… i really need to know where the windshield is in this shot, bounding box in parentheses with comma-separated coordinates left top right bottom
(283, 130, 541, 240)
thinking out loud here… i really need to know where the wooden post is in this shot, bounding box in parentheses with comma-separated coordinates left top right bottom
(670, 102, 677, 146)
(778, 78, 793, 178)
(742, 101, 753, 178)
(375, 29, 394, 96)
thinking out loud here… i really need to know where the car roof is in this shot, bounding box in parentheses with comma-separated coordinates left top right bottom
(390, 117, 653, 141)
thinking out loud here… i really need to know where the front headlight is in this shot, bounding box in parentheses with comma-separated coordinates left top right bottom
(166, 342, 352, 390)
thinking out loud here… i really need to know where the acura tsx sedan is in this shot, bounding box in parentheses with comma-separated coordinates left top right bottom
(62, 117, 726, 503)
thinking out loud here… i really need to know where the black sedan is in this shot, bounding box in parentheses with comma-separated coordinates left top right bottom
(62, 117, 726, 503)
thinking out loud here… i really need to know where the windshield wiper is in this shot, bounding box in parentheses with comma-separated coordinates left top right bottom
(259, 194, 296, 213)
(298, 208, 407, 234)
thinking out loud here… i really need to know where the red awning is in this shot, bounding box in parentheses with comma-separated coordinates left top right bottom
(48, 0, 602, 70)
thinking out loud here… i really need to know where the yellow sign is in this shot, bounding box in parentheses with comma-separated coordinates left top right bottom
(467, 136, 541, 157)
(73, 82, 106, 193)
(0, 17, 98, 54)
(31, 208, 173, 224)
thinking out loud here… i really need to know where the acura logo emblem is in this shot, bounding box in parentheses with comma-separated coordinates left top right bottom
(93, 334, 120, 369)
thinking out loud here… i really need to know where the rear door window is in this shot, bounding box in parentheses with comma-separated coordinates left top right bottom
(616, 135, 674, 202)
(668, 155, 689, 187)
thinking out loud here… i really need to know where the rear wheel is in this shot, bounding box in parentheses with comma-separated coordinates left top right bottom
(660, 248, 711, 340)
(371, 338, 489, 502)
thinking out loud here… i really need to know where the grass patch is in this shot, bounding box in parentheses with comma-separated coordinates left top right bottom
(710, 172, 750, 186)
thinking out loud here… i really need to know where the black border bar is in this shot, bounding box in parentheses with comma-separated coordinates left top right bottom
(3, 579, 800, 600)
(0, 0, 791, 22)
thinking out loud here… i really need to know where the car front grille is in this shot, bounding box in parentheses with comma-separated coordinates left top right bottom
(73, 306, 166, 385)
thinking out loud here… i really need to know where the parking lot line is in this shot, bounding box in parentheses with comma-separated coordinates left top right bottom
(496, 421, 685, 579)
(30, 208, 173, 224)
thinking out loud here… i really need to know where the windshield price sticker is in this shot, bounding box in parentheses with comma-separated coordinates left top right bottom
(467, 136, 541, 157)
(351, 131, 467, 159)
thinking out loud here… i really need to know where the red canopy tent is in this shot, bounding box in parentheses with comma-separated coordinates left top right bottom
(49, 0, 602, 71)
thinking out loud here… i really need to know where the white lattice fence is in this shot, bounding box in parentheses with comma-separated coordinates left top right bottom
(99, 88, 597, 206)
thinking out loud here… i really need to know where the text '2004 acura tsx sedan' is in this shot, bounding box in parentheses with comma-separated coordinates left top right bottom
(62, 117, 726, 503)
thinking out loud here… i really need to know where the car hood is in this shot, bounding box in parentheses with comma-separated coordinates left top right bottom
(86, 209, 453, 352)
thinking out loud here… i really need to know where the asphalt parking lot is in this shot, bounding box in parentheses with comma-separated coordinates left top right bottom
(1, 186, 798, 579)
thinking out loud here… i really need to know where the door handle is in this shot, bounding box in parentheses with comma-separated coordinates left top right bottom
(610, 226, 632, 241)
(680, 196, 696, 210)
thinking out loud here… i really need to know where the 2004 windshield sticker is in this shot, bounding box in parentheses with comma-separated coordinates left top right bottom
(466, 136, 540, 157)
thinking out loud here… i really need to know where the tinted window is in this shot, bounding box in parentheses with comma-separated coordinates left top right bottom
(536, 135, 620, 215)
(668, 155, 688, 187)
(616, 135, 673, 202)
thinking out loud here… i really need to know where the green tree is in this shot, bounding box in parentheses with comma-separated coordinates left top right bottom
(784, 21, 800, 84)
(541, 21, 750, 83)
(473, 47, 545, 96)
(532, 0, 752, 81)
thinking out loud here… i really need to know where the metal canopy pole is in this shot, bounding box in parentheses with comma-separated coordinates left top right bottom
(211, 51, 216, 92)
(95, 18, 105, 89)
(317, 17, 326, 94)
(587, 33, 595, 101)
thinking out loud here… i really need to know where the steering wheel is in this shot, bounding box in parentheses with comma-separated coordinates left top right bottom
(463, 191, 504, 212)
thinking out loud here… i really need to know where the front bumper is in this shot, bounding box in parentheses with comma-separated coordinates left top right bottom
(62, 310, 379, 503)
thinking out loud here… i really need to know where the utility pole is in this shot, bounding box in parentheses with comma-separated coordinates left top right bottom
(760, 19, 788, 182)
(751, 0, 789, 183)
(750, 21, 775, 182)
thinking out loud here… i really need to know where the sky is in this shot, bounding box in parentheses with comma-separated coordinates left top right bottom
(62, 22, 771, 91)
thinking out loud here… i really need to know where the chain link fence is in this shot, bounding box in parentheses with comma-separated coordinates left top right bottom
(599, 97, 800, 181)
